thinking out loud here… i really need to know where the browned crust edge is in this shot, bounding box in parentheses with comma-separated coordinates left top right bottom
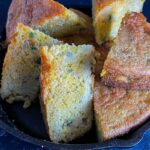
(106, 114, 150, 141)
(102, 74, 150, 90)
(94, 82, 150, 141)
(97, 110, 150, 141)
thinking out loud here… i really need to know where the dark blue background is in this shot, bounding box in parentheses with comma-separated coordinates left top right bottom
(0, 0, 150, 149)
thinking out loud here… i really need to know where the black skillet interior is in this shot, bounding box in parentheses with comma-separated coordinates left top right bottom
(0, 0, 150, 149)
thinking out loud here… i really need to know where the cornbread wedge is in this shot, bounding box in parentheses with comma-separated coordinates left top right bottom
(101, 12, 150, 90)
(92, 0, 145, 44)
(94, 39, 150, 141)
(6, 0, 88, 42)
(94, 82, 150, 141)
(1, 23, 62, 108)
(40, 44, 94, 143)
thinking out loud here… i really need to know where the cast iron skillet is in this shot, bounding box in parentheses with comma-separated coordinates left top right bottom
(0, 0, 150, 149)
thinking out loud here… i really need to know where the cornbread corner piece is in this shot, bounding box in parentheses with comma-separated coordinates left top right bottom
(1, 23, 62, 108)
(92, 0, 145, 45)
(40, 44, 94, 143)
(6, 0, 88, 42)
(101, 12, 150, 90)
(94, 81, 150, 141)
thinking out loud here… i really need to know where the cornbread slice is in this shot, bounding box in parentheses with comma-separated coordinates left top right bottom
(101, 12, 150, 90)
(40, 44, 94, 143)
(6, 0, 88, 42)
(94, 31, 150, 141)
(1, 23, 62, 108)
(94, 82, 150, 141)
(92, 0, 145, 44)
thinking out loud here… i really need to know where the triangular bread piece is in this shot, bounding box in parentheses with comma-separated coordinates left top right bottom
(101, 12, 150, 90)
(40, 44, 94, 143)
(1, 23, 62, 108)
(6, 0, 88, 42)
(94, 81, 150, 141)
(60, 9, 95, 45)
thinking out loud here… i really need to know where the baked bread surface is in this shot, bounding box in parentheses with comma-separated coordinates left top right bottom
(94, 81, 150, 141)
(40, 44, 94, 143)
(1, 23, 61, 108)
(6, 0, 88, 42)
(101, 12, 150, 90)
(94, 41, 150, 141)
(92, 0, 145, 44)
(93, 39, 150, 141)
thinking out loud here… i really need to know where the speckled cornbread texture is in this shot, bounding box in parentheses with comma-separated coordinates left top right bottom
(1, 23, 62, 108)
(40, 44, 94, 143)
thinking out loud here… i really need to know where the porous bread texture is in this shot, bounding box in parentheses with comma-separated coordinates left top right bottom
(40, 44, 94, 143)
(101, 12, 150, 90)
(60, 28, 95, 45)
(6, 0, 88, 42)
(93, 29, 150, 141)
(92, 0, 145, 45)
(1, 23, 62, 108)
(94, 82, 150, 141)
(94, 44, 110, 81)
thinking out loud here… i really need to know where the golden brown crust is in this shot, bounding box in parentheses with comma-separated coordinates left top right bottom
(94, 81, 150, 141)
(94, 0, 125, 17)
(94, 0, 115, 15)
(94, 28, 150, 140)
(40, 47, 53, 137)
(34, 0, 65, 25)
(102, 12, 150, 90)
(7, 0, 65, 42)
(122, 12, 146, 31)
(102, 72, 150, 90)
(96, 0, 115, 9)
(39, 45, 94, 142)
